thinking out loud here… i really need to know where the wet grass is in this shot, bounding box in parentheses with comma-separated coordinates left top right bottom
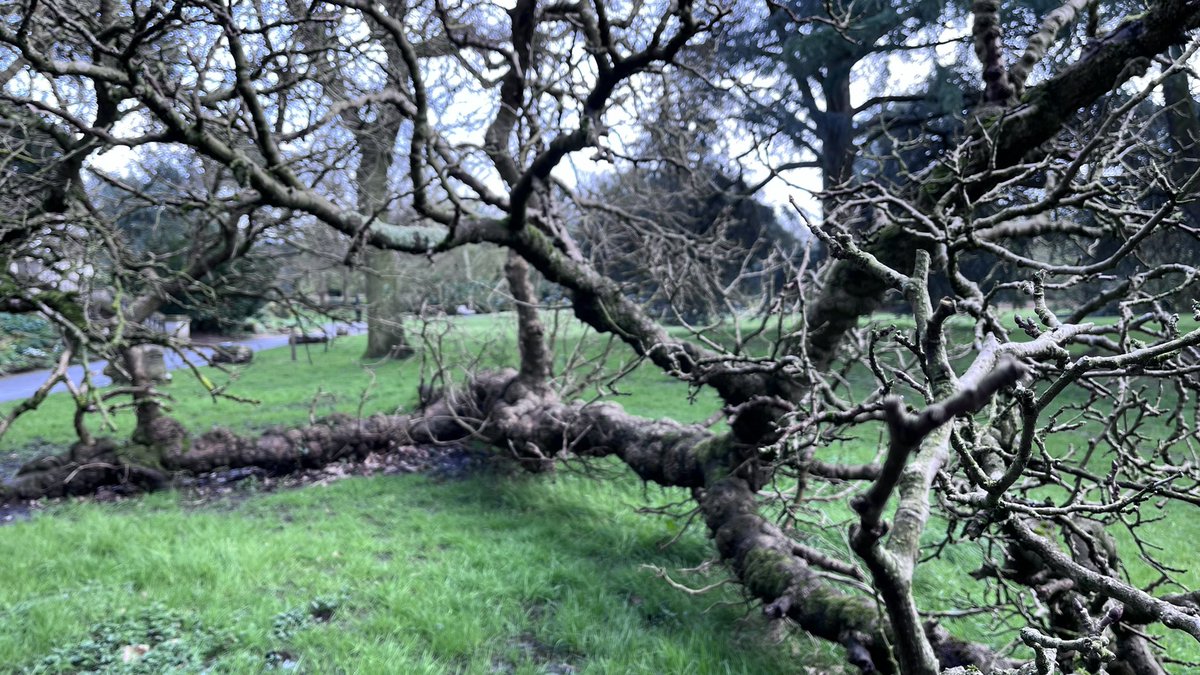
(1, 312, 1198, 671)
(0, 471, 841, 673)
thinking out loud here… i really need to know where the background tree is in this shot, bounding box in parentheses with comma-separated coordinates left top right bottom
(579, 87, 799, 325)
(100, 158, 279, 333)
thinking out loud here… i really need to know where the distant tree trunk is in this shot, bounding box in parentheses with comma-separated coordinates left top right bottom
(1156, 47, 1200, 308)
(818, 65, 856, 194)
(124, 298, 172, 447)
(1164, 46, 1200, 218)
(356, 109, 412, 360)
(363, 247, 412, 359)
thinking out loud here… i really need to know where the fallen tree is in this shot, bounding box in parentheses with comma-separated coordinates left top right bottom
(6, 1, 1200, 672)
(2, 364, 1013, 671)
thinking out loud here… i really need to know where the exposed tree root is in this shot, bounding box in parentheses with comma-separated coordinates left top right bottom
(6, 438, 169, 499)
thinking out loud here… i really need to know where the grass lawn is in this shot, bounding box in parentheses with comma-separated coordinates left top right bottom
(0, 470, 847, 673)
(1, 313, 721, 457)
(1, 312, 1198, 672)
(0, 315, 762, 673)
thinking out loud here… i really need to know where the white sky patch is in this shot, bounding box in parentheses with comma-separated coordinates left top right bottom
(90, 144, 137, 174)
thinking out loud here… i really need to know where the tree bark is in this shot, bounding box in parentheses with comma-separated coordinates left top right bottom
(124, 345, 165, 445)
(349, 6, 414, 361)
(1163, 45, 1200, 224)
(504, 251, 550, 387)
(362, 247, 412, 360)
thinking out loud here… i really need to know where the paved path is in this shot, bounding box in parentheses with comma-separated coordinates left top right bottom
(0, 323, 365, 404)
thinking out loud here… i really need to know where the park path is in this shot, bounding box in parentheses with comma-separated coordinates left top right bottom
(0, 323, 365, 404)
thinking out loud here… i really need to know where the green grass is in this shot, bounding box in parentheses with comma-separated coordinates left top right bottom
(0, 314, 762, 673)
(0, 471, 842, 673)
(2, 311, 1199, 672)
(1, 313, 720, 459)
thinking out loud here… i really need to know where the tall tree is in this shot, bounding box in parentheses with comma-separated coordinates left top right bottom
(284, 0, 420, 359)
(579, 92, 798, 324)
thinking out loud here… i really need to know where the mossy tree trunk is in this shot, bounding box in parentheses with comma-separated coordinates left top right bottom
(354, 49, 412, 361)
(362, 247, 412, 360)
(504, 251, 550, 387)
(123, 345, 164, 446)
